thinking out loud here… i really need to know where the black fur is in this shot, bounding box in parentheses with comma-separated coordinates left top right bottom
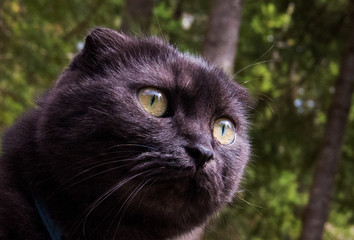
(0, 28, 250, 240)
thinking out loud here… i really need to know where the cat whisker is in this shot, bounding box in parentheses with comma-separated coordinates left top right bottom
(234, 41, 276, 78)
(106, 143, 158, 151)
(46, 152, 166, 199)
(228, 184, 264, 215)
(66, 149, 166, 179)
(46, 162, 137, 200)
(233, 60, 273, 77)
(256, 92, 278, 115)
(55, 155, 142, 184)
(37, 154, 139, 186)
(63, 143, 157, 169)
(81, 185, 124, 237)
(137, 176, 159, 207)
(113, 178, 155, 239)
(82, 177, 156, 239)
(79, 169, 154, 236)
(234, 196, 263, 216)
(58, 148, 150, 172)
(38, 147, 152, 185)
(250, 41, 276, 66)
(67, 142, 156, 167)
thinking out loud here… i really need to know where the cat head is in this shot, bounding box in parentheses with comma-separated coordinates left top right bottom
(35, 28, 251, 236)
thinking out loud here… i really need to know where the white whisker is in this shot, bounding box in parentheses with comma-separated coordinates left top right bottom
(79, 169, 153, 236)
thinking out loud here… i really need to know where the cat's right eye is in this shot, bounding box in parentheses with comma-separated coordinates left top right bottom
(138, 87, 168, 117)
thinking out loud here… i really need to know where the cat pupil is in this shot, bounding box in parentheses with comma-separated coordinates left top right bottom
(150, 95, 156, 106)
(221, 124, 226, 136)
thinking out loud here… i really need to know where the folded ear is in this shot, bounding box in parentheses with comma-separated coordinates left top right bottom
(70, 27, 132, 70)
(83, 27, 131, 54)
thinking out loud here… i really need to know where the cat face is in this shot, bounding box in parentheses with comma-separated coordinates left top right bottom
(36, 28, 250, 234)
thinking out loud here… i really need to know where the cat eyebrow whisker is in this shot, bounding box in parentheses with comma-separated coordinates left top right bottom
(233, 41, 275, 77)
(233, 60, 273, 77)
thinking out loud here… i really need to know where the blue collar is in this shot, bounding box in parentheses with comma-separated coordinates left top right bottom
(33, 198, 62, 240)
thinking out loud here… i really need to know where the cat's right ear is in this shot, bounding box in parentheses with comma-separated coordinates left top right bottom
(71, 27, 132, 69)
(84, 27, 131, 53)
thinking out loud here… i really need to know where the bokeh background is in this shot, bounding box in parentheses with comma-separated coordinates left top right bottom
(0, 0, 353, 239)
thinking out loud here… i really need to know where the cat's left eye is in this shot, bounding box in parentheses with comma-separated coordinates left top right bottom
(138, 87, 168, 117)
(213, 118, 236, 145)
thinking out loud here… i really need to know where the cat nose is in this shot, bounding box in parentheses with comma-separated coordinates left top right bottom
(185, 145, 214, 170)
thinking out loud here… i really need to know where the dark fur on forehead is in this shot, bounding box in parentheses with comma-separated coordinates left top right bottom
(67, 27, 251, 109)
(69, 28, 177, 75)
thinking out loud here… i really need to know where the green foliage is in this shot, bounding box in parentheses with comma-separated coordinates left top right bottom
(151, 0, 208, 52)
(0, 0, 124, 129)
(0, 0, 353, 239)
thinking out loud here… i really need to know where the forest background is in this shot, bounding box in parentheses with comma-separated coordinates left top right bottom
(0, 0, 353, 239)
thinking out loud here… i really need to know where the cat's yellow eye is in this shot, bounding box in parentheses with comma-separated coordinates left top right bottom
(213, 118, 236, 145)
(138, 88, 168, 117)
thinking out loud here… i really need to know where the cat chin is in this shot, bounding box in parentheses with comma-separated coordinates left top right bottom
(128, 172, 226, 218)
(125, 191, 219, 234)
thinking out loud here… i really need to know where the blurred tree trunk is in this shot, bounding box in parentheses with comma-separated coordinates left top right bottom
(202, 0, 243, 74)
(299, 1, 354, 239)
(120, 0, 155, 35)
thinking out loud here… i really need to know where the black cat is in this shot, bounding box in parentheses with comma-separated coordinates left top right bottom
(0, 28, 251, 240)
